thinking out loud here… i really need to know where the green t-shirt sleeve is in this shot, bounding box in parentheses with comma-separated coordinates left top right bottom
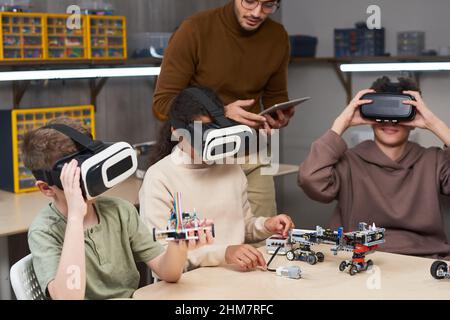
(27, 229, 62, 296)
(126, 204, 165, 263)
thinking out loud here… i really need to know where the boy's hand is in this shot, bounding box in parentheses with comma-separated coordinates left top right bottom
(401, 91, 439, 130)
(401, 90, 450, 147)
(225, 244, 267, 271)
(60, 159, 87, 220)
(331, 89, 377, 136)
(264, 214, 295, 237)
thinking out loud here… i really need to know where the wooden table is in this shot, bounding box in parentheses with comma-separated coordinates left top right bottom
(133, 245, 449, 300)
(0, 165, 297, 299)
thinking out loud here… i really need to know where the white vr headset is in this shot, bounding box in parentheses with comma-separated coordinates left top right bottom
(170, 87, 253, 162)
(32, 124, 138, 200)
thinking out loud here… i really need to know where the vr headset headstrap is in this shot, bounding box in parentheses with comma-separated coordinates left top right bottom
(32, 124, 101, 185)
(186, 87, 231, 127)
(44, 124, 103, 152)
(169, 88, 233, 129)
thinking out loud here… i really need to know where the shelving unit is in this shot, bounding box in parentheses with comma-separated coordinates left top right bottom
(289, 56, 450, 103)
(127, 55, 450, 102)
(46, 14, 88, 60)
(88, 15, 126, 60)
(0, 12, 45, 61)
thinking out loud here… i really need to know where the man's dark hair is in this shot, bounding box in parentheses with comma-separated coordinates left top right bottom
(370, 76, 421, 94)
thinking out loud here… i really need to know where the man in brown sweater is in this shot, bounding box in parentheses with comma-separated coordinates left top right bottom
(153, 0, 294, 218)
(299, 77, 450, 260)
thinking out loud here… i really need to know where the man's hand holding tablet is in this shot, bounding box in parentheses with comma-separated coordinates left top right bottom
(260, 97, 311, 130)
(259, 97, 311, 116)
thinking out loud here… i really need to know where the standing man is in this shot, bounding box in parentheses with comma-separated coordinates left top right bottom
(153, 0, 294, 218)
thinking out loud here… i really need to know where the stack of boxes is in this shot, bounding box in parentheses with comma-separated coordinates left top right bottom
(334, 23, 385, 58)
(397, 31, 425, 56)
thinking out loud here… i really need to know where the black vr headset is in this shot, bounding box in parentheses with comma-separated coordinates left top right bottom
(33, 124, 138, 200)
(169, 88, 253, 161)
(360, 92, 416, 123)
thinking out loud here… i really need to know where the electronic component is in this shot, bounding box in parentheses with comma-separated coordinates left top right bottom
(271, 222, 385, 275)
(430, 261, 450, 280)
(275, 266, 302, 280)
(266, 235, 289, 255)
(153, 192, 215, 241)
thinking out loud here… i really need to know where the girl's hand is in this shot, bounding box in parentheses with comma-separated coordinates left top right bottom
(225, 244, 266, 271)
(264, 214, 295, 237)
(175, 219, 214, 251)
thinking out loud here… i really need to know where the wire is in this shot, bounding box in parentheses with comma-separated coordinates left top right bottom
(267, 246, 282, 272)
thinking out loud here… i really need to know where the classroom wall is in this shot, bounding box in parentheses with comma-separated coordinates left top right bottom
(278, 0, 450, 238)
(0, 0, 230, 144)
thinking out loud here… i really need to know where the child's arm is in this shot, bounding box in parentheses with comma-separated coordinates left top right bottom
(146, 227, 213, 282)
(298, 89, 375, 203)
(48, 160, 87, 300)
(400, 91, 450, 194)
(297, 129, 346, 203)
(330, 89, 376, 136)
(240, 175, 294, 241)
(402, 91, 450, 147)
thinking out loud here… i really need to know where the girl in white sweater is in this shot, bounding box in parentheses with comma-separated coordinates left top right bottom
(139, 86, 294, 271)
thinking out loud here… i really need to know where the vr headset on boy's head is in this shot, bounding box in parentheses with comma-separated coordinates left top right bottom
(169, 87, 253, 161)
(32, 124, 138, 200)
(361, 82, 417, 123)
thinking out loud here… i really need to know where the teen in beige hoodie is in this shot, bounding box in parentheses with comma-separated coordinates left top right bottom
(299, 77, 450, 260)
(140, 86, 294, 271)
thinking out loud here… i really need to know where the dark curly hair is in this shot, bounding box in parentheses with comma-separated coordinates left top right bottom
(370, 76, 421, 94)
(149, 86, 224, 166)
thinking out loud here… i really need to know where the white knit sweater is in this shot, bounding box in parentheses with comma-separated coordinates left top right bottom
(139, 146, 271, 270)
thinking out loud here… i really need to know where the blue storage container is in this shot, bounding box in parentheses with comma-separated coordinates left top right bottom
(289, 35, 318, 57)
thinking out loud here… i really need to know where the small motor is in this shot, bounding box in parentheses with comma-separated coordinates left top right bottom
(276, 265, 302, 279)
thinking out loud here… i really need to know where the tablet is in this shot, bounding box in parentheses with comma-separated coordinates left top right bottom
(259, 97, 311, 116)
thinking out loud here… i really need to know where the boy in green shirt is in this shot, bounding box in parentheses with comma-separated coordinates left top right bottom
(24, 118, 213, 300)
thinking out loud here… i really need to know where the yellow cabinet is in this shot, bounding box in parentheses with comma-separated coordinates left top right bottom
(88, 15, 127, 60)
(0, 12, 127, 62)
(0, 12, 45, 60)
(46, 13, 89, 60)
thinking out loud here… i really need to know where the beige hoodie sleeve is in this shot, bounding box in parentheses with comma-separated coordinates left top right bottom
(139, 168, 228, 270)
(298, 129, 348, 203)
(238, 170, 272, 243)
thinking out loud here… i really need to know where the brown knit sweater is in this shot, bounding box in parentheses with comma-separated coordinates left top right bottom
(153, 1, 290, 121)
(298, 130, 450, 260)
